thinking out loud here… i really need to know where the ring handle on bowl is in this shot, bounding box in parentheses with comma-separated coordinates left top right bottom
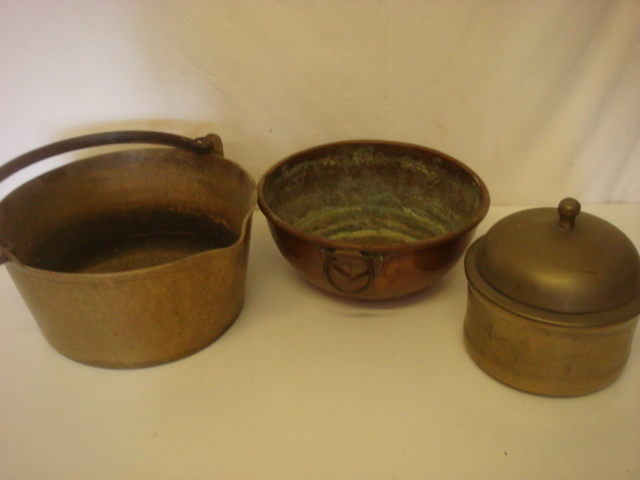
(0, 130, 223, 184)
(322, 249, 383, 295)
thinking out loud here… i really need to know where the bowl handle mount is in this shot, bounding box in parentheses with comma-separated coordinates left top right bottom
(322, 249, 383, 295)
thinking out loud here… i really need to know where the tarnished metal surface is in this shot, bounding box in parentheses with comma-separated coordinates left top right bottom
(474, 198, 640, 319)
(259, 140, 490, 300)
(463, 282, 638, 397)
(464, 199, 640, 396)
(0, 131, 256, 368)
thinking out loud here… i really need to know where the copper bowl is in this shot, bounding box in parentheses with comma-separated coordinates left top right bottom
(258, 140, 489, 300)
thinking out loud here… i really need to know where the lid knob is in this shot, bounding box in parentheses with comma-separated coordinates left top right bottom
(558, 197, 581, 230)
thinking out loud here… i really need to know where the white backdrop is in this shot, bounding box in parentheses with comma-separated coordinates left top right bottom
(1, 0, 639, 204)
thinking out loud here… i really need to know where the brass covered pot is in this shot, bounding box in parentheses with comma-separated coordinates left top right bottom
(464, 198, 640, 396)
(258, 140, 489, 300)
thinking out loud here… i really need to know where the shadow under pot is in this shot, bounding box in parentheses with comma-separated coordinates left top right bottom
(464, 198, 640, 396)
(0, 131, 256, 368)
(258, 140, 489, 300)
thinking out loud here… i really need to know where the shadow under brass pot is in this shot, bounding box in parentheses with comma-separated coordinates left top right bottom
(0, 131, 256, 368)
(464, 198, 640, 396)
(258, 140, 489, 300)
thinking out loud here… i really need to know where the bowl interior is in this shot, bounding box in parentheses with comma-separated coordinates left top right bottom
(261, 143, 487, 246)
(0, 148, 256, 273)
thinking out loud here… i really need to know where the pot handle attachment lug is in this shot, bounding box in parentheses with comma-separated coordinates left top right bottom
(0, 131, 223, 183)
(0, 236, 22, 267)
(322, 249, 383, 295)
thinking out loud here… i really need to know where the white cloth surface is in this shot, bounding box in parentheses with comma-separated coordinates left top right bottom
(0, 0, 639, 203)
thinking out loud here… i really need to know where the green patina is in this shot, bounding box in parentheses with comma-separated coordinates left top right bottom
(265, 146, 483, 246)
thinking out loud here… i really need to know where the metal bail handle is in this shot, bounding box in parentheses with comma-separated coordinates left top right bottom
(0, 131, 223, 266)
(0, 130, 222, 184)
(322, 249, 383, 295)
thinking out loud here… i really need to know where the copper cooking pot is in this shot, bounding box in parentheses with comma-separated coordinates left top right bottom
(464, 198, 640, 396)
(0, 131, 256, 368)
(258, 140, 489, 300)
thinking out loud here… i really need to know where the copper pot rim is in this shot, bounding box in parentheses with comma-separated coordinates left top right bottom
(257, 139, 490, 252)
(0, 138, 257, 280)
(5, 211, 255, 282)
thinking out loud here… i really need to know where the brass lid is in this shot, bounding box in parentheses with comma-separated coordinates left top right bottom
(466, 198, 640, 326)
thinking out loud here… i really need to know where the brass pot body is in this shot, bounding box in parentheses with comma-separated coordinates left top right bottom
(464, 284, 639, 397)
(258, 140, 489, 300)
(0, 132, 256, 368)
(463, 200, 640, 396)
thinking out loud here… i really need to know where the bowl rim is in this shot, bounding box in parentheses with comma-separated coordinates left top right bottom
(257, 139, 490, 252)
(1, 148, 258, 279)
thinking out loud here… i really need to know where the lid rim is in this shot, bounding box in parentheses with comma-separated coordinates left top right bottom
(465, 238, 640, 328)
(471, 200, 640, 316)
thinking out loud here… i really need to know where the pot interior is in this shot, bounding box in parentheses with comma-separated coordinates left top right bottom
(0, 148, 255, 273)
(26, 208, 239, 273)
(262, 143, 487, 245)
